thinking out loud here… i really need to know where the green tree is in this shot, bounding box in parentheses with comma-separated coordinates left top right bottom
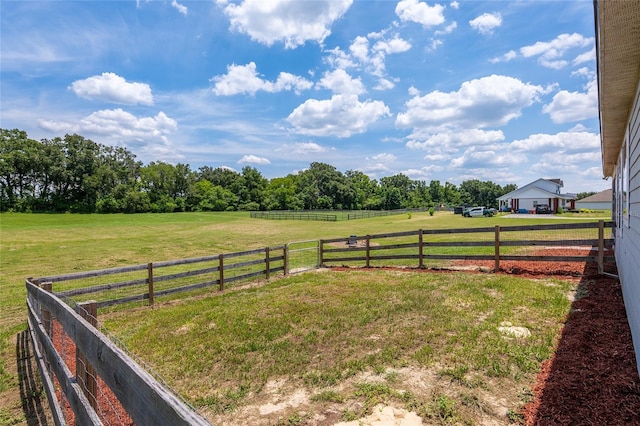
(0, 129, 42, 211)
(428, 180, 444, 205)
(263, 175, 302, 210)
(380, 174, 413, 208)
(459, 179, 509, 208)
(41, 134, 102, 212)
(407, 180, 431, 208)
(345, 170, 379, 210)
(188, 180, 235, 211)
(297, 162, 352, 209)
(239, 166, 267, 210)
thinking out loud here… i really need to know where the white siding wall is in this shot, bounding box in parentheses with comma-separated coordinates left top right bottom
(574, 201, 612, 210)
(537, 180, 561, 194)
(617, 78, 640, 372)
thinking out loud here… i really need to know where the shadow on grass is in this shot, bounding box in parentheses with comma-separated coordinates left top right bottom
(16, 330, 50, 426)
(523, 255, 640, 425)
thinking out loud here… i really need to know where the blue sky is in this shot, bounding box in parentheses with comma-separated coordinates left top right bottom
(1, 0, 606, 193)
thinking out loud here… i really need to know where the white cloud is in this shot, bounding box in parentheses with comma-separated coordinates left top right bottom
(238, 154, 271, 164)
(373, 37, 411, 55)
(573, 47, 595, 66)
(423, 153, 450, 161)
(536, 151, 601, 179)
(434, 21, 457, 37)
(450, 1, 459, 10)
(212, 62, 313, 96)
(450, 147, 526, 168)
(276, 142, 330, 155)
(406, 129, 505, 150)
(401, 165, 445, 180)
(396, 74, 545, 131)
(171, 0, 187, 15)
(469, 12, 502, 36)
(520, 33, 593, 69)
(349, 36, 370, 62)
(395, 0, 445, 28)
(221, 0, 353, 48)
(69, 72, 153, 105)
(361, 162, 391, 174)
(38, 108, 180, 161)
(489, 50, 517, 64)
(571, 67, 594, 78)
(451, 169, 520, 186)
(324, 46, 357, 70)
(40, 108, 176, 138)
(369, 153, 397, 163)
(510, 131, 600, 153)
(316, 69, 366, 95)
(325, 32, 410, 83)
(542, 79, 598, 123)
(287, 94, 391, 138)
(374, 78, 395, 91)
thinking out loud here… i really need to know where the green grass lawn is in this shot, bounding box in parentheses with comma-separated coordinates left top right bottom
(0, 211, 600, 424)
(102, 268, 574, 424)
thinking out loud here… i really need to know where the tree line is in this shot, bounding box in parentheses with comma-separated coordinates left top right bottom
(1, 128, 517, 213)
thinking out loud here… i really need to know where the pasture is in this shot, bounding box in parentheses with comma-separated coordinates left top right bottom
(0, 211, 605, 424)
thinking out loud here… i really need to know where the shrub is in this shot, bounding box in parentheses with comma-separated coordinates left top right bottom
(428, 207, 435, 216)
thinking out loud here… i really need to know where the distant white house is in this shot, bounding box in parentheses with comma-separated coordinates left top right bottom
(575, 189, 613, 211)
(497, 178, 576, 213)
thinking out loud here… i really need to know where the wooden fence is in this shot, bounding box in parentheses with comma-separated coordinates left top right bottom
(250, 208, 424, 221)
(35, 245, 287, 308)
(24, 220, 615, 424)
(26, 245, 291, 425)
(320, 221, 615, 274)
(26, 279, 212, 426)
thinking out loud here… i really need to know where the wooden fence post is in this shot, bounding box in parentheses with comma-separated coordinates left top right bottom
(265, 247, 271, 280)
(219, 254, 224, 291)
(283, 245, 289, 275)
(598, 220, 604, 275)
(494, 225, 500, 272)
(147, 262, 154, 307)
(365, 236, 371, 268)
(40, 281, 52, 337)
(418, 229, 424, 269)
(319, 240, 324, 267)
(76, 301, 98, 411)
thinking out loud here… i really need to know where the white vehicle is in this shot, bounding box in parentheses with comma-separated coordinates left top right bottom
(463, 206, 486, 217)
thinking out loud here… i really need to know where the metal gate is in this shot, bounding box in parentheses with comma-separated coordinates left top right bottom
(286, 240, 319, 274)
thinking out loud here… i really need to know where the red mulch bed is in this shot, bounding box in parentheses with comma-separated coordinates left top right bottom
(51, 320, 134, 425)
(516, 251, 640, 425)
(47, 247, 640, 425)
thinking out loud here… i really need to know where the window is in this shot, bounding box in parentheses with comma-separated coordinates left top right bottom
(615, 136, 629, 234)
(623, 130, 630, 228)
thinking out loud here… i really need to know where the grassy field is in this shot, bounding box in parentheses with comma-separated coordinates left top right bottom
(0, 211, 605, 424)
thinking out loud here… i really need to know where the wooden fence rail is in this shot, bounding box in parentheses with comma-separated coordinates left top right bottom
(320, 221, 615, 274)
(26, 280, 211, 426)
(41, 245, 286, 308)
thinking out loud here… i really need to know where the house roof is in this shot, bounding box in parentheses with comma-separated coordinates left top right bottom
(497, 178, 566, 200)
(576, 188, 613, 203)
(596, 1, 640, 177)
